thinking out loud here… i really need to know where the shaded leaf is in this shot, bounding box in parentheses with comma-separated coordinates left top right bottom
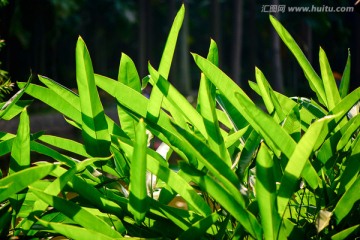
(31, 189, 123, 238)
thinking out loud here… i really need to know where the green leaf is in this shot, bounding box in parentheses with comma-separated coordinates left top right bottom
(0, 100, 32, 121)
(20, 82, 82, 123)
(128, 119, 149, 224)
(269, 15, 326, 105)
(37, 219, 121, 240)
(336, 114, 360, 151)
(333, 175, 360, 224)
(0, 164, 56, 203)
(95, 74, 188, 160)
(255, 68, 286, 122)
(31, 189, 123, 238)
(180, 162, 262, 239)
(282, 105, 301, 142)
(192, 53, 249, 130)
(9, 108, 30, 174)
(319, 47, 341, 110)
(50, 167, 124, 218)
(30, 141, 76, 167)
(196, 39, 231, 166)
(147, 4, 184, 121)
(76, 36, 111, 157)
(172, 123, 241, 191)
(38, 135, 90, 157)
(118, 137, 212, 217)
(0, 137, 15, 157)
(177, 212, 219, 240)
(118, 53, 141, 141)
(0, 80, 30, 120)
(339, 49, 351, 99)
(331, 224, 359, 240)
(38, 75, 81, 111)
(234, 92, 322, 190)
(256, 143, 285, 240)
(337, 138, 360, 195)
(234, 92, 293, 158)
(237, 129, 261, 177)
(22, 156, 112, 232)
(118, 53, 141, 92)
(21, 165, 82, 231)
(277, 117, 330, 216)
(148, 64, 207, 139)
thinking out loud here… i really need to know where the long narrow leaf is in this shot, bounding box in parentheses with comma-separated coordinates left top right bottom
(76, 36, 111, 157)
(333, 176, 360, 224)
(38, 75, 81, 111)
(277, 117, 330, 216)
(269, 15, 326, 105)
(118, 137, 212, 217)
(256, 143, 284, 240)
(255, 68, 286, 122)
(331, 224, 359, 240)
(339, 49, 351, 99)
(0, 164, 56, 203)
(180, 162, 262, 239)
(37, 219, 120, 240)
(192, 53, 250, 129)
(38, 135, 90, 157)
(128, 119, 148, 223)
(337, 138, 360, 195)
(118, 53, 141, 141)
(147, 5, 184, 121)
(196, 40, 231, 166)
(148, 64, 208, 139)
(319, 47, 341, 110)
(0, 80, 30, 120)
(31, 189, 123, 238)
(9, 108, 30, 173)
(172, 123, 241, 191)
(19, 82, 81, 123)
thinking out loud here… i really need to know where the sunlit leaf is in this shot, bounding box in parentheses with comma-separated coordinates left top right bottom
(118, 53, 141, 141)
(319, 47, 341, 110)
(0, 164, 56, 203)
(147, 4, 184, 121)
(76, 36, 111, 157)
(37, 219, 120, 240)
(339, 49, 351, 99)
(270, 15, 326, 105)
(128, 119, 148, 223)
(31, 189, 123, 238)
(256, 143, 284, 239)
(277, 117, 330, 216)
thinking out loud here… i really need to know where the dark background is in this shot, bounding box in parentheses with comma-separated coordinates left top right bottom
(0, 0, 359, 101)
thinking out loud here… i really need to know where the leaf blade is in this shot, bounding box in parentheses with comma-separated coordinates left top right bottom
(76, 36, 111, 157)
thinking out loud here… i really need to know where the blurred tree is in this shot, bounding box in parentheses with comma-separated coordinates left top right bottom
(0, 0, 12, 101)
(0, 0, 358, 96)
(231, 0, 243, 86)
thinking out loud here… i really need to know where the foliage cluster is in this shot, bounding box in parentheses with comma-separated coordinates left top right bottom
(0, 5, 359, 239)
